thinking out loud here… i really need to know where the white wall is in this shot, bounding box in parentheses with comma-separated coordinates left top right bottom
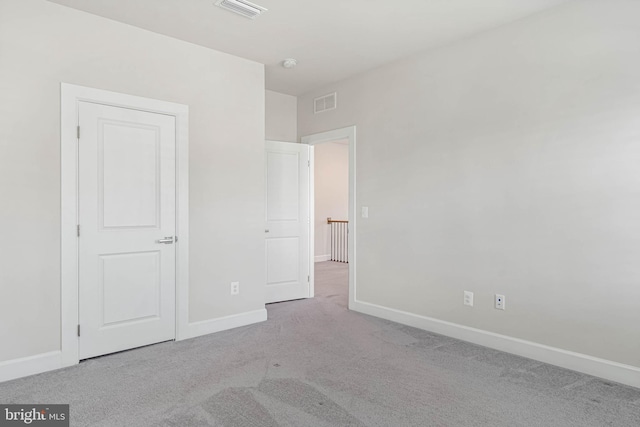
(266, 90, 297, 142)
(314, 142, 349, 261)
(0, 0, 265, 363)
(298, 0, 640, 369)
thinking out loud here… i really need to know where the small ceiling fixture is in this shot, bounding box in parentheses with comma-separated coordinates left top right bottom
(214, 0, 267, 19)
(282, 58, 297, 69)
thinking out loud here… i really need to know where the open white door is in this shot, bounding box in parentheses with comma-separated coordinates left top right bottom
(78, 102, 176, 359)
(265, 141, 311, 303)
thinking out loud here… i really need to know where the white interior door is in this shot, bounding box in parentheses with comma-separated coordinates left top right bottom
(265, 141, 311, 303)
(78, 101, 176, 359)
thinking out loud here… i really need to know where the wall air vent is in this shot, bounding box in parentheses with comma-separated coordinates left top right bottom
(314, 92, 337, 114)
(215, 0, 267, 19)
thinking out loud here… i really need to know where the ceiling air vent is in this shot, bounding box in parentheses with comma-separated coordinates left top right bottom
(314, 92, 337, 114)
(214, 0, 267, 19)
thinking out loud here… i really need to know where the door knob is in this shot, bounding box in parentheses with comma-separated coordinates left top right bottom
(157, 236, 174, 244)
(265, 229, 270, 233)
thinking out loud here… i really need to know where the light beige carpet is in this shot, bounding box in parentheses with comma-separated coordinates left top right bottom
(1, 261, 639, 426)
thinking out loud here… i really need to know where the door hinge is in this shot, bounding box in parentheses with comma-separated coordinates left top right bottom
(77, 225, 80, 237)
(77, 324, 80, 337)
(308, 275, 310, 283)
(308, 160, 310, 167)
(77, 126, 80, 139)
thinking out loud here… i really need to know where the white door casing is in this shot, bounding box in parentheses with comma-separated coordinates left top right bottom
(265, 141, 311, 303)
(61, 83, 189, 367)
(78, 102, 176, 359)
(301, 126, 357, 309)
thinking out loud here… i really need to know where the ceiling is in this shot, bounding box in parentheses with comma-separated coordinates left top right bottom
(48, 0, 571, 96)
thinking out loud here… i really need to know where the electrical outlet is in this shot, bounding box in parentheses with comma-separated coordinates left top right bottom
(361, 206, 369, 218)
(495, 294, 505, 310)
(463, 291, 474, 307)
(230, 281, 240, 295)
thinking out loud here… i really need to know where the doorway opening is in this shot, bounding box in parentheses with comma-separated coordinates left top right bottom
(312, 139, 349, 305)
(303, 126, 356, 309)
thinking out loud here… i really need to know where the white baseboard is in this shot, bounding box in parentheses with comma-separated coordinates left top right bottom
(315, 254, 331, 262)
(351, 300, 640, 389)
(1, 309, 268, 383)
(183, 308, 268, 340)
(0, 351, 62, 383)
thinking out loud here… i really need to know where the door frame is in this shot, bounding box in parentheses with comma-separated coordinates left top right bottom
(301, 126, 356, 309)
(60, 83, 189, 367)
